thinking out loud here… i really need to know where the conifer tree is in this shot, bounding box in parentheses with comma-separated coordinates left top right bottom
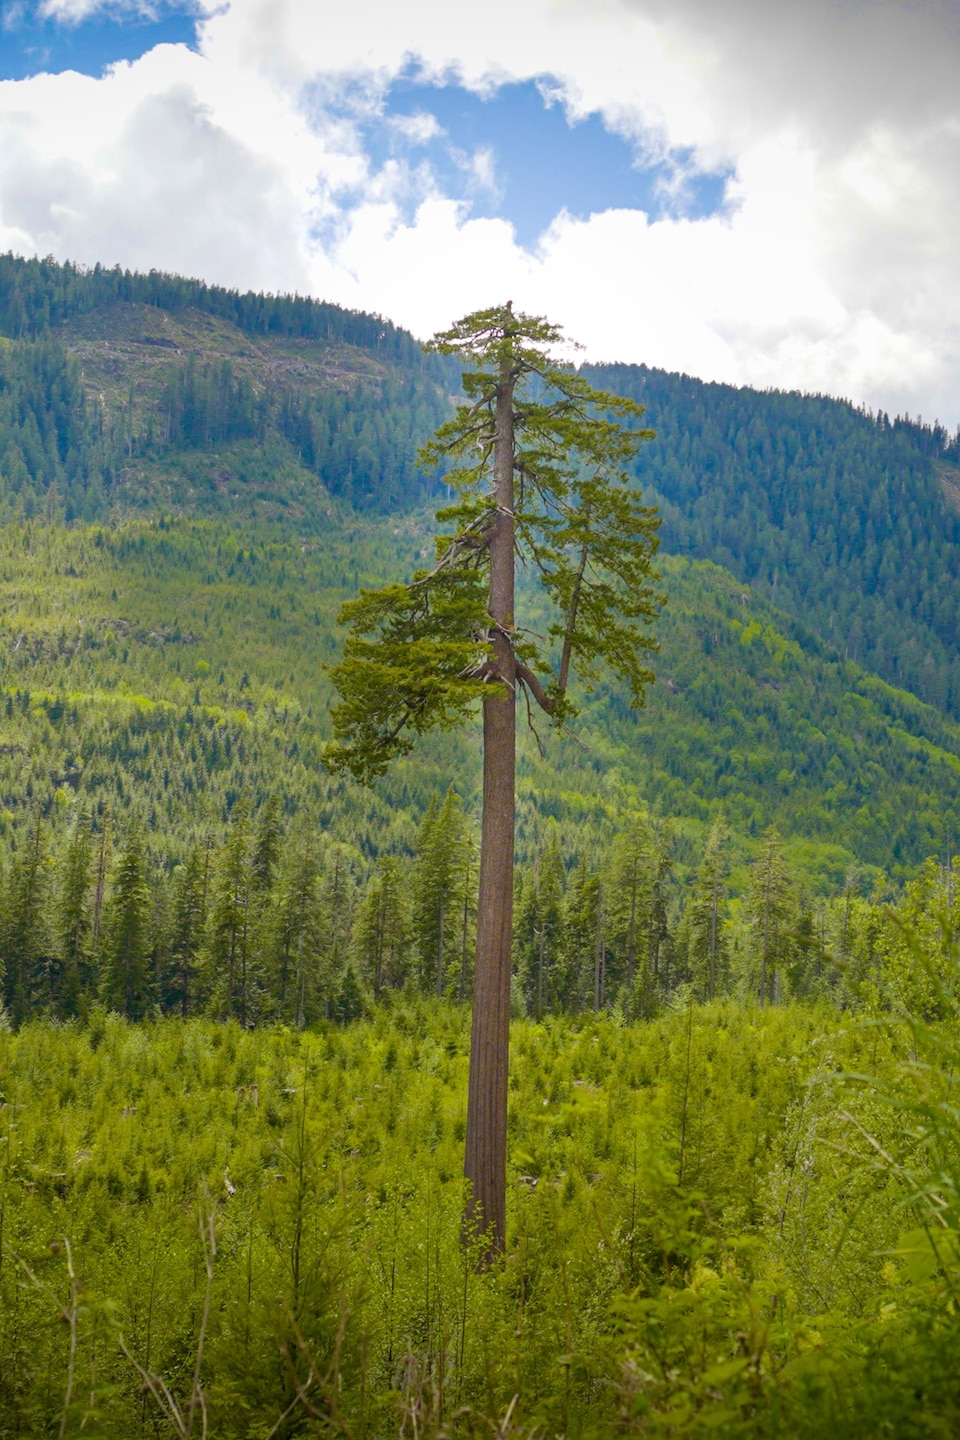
(684, 814, 729, 1000)
(317, 842, 358, 1007)
(165, 845, 208, 1017)
(606, 814, 652, 999)
(1, 817, 52, 1024)
(271, 828, 326, 1025)
(353, 858, 410, 999)
(326, 303, 660, 1254)
(413, 788, 468, 996)
(746, 828, 794, 1005)
(516, 832, 565, 1019)
(561, 862, 603, 1012)
(101, 833, 152, 1019)
(647, 821, 675, 993)
(56, 811, 94, 1017)
(206, 806, 254, 1022)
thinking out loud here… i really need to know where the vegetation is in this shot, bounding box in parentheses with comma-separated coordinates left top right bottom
(590, 362, 960, 714)
(328, 301, 661, 1252)
(2, 975, 960, 1437)
(2, 252, 960, 1429)
(4, 252, 960, 723)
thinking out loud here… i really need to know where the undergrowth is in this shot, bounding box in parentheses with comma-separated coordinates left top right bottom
(0, 998, 957, 1436)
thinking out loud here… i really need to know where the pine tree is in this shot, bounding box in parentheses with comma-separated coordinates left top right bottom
(271, 828, 326, 1026)
(56, 811, 94, 1017)
(252, 794, 283, 894)
(745, 828, 794, 1005)
(684, 814, 729, 1000)
(206, 806, 255, 1023)
(101, 833, 153, 1020)
(560, 862, 602, 1013)
(326, 303, 660, 1253)
(413, 788, 468, 997)
(516, 831, 565, 1019)
(353, 858, 410, 1000)
(165, 844, 209, 1017)
(1, 817, 52, 1024)
(647, 821, 675, 993)
(605, 814, 653, 1000)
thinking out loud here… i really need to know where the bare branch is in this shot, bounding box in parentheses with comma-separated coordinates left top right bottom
(516, 661, 555, 715)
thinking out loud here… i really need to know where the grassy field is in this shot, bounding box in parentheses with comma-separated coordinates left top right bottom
(1, 997, 957, 1437)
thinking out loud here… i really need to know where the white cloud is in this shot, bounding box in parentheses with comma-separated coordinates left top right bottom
(0, 0, 957, 426)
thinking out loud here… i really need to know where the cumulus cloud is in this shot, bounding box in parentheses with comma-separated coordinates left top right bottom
(0, 0, 957, 425)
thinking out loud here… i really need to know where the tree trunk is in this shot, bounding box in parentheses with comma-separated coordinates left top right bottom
(463, 341, 516, 1259)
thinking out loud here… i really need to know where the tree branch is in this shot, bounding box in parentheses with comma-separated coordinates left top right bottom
(516, 660, 556, 715)
(558, 533, 590, 696)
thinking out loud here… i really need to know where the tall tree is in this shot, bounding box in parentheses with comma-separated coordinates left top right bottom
(206, 805, 255, 1023)
(413, 788, 468, 997)
(270, 828, 326, 1026)
(353, 857, 410, 999)
(606, 814, 653, 1000)
(515, 831, 565, 1019)
(683, 814, 729, 1000)
(164, 844, 209, 1017)
(326, 303, 660, 1255)
(56, 811, 95, 1018)
(1, 817, 52, 1024)
(746, 828, 794, 1005)
(101, 833, 153, 1020)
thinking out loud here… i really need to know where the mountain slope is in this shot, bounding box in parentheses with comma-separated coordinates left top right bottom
(1, 514, 958, 884)
(587, 362, 960, 716)
(4, 253, 960, 728)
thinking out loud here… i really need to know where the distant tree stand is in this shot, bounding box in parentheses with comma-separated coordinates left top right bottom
(325, 302, 661, 1259)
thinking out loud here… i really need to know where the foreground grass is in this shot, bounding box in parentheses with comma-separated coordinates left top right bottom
(0, 999, 957, 1437)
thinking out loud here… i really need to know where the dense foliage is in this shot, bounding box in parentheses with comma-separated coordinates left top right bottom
(0, 252, 434, 364)
(3, 255, 960, 1431)
(589, 363, 960, 714)
(2, 987, 959, 1437)
(1, 518, 960, 885)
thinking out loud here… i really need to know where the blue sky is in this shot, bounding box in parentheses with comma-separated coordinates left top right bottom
(0, 0, 956, 426)
(363, 77, 730, 248)
(0, 5, 728, 250)
(0, 3, 199, 80)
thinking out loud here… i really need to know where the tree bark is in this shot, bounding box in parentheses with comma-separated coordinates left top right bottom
(463, 337, 516, 1259)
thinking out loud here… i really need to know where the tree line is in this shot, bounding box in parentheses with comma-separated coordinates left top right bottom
(0, 252, 447, 371)
(1, 790, 949, 1030)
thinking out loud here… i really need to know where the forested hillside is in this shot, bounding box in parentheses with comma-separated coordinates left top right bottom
(3, 253, 960, 724)
(1, 516, 960, 876)
(588, 363, 960, 714)
(4, 257, 960, 1438)
(2, 511, 960, 1029)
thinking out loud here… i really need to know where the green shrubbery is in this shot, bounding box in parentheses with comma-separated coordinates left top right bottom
(0, 996, 958, 1436)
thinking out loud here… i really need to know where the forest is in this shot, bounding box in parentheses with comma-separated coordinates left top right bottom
(0, 255, 959, 1435)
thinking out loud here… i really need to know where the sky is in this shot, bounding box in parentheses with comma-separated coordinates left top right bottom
(0, 0, 958, 427)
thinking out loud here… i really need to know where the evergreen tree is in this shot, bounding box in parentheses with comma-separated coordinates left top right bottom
(353, 858, 410, 1000)
(515, 831, 565, 1019)
(101, 833, 153, 1020)
(683, 814, 730, 1000)
(164, 844, 209, 1017)
(206, 806, 255, 1023)
(55, 811, 94, 1017)
(745, 828, 794, 1005)
(605, 814, 653, 999)
(647, 821, 675, 991)
(413, 788, 468, 996)
(327, 302, 660, 1254)
(270, 828, 326, 1026)
(1, 817, 52, 1024)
